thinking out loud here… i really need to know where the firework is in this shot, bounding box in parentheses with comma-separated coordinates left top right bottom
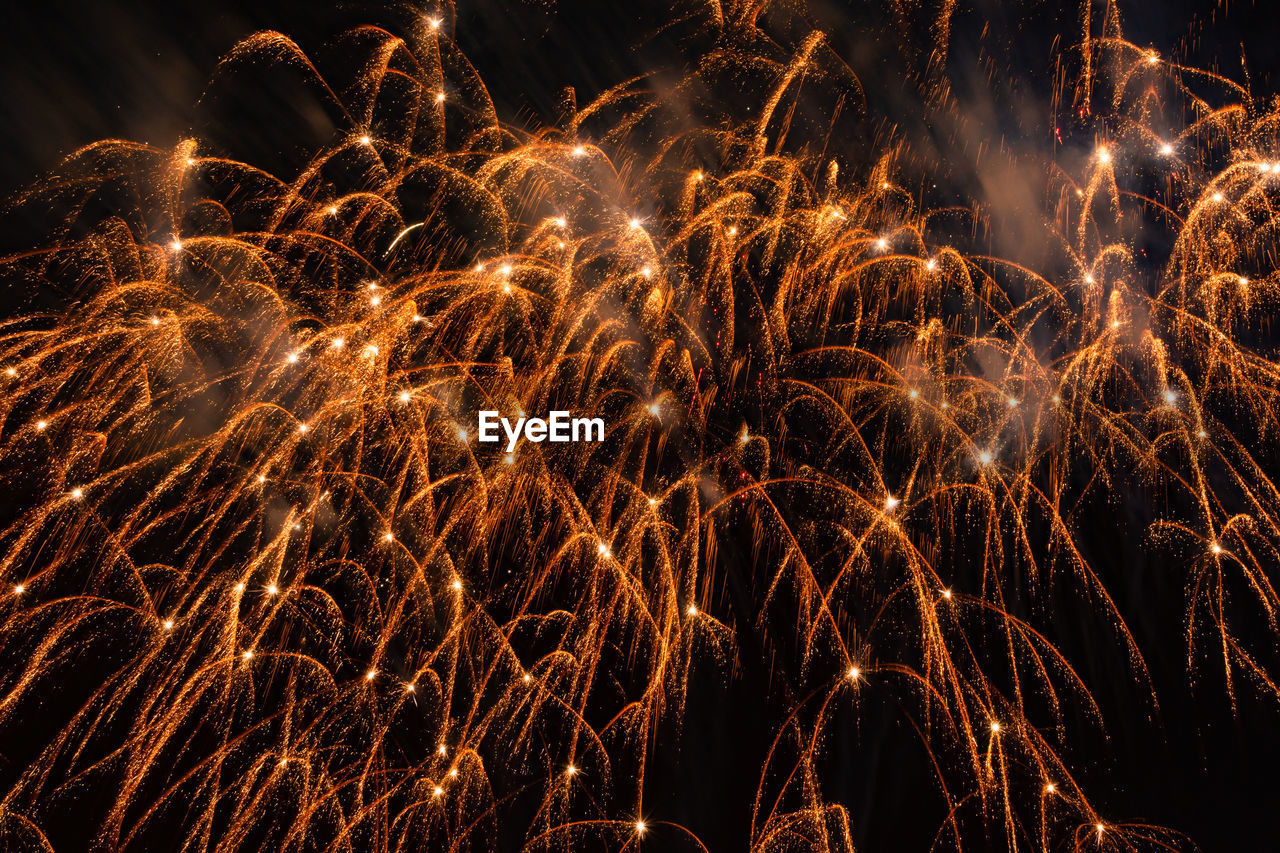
(0, 2, 1275, 850)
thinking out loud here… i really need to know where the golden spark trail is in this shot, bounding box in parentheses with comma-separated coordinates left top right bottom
(0, 2, 1275, 851)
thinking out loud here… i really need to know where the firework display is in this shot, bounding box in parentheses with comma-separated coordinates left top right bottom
(0, 1, 1276, 850)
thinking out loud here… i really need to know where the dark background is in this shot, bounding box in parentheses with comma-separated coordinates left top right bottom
(1, 1, 1279, 850)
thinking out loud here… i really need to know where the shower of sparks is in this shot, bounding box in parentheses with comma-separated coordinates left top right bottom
(0, 3, 1272, 852)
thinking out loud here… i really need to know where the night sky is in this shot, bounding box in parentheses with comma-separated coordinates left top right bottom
(0, 2, 1278, 851)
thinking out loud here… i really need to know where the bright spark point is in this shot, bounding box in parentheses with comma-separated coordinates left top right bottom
(566, 764, 577, 776)
(1211, 542, 1223, 555)
(359, 135, 371, 146)
(884, 495, 900, 511)
(641, 266, 652, 278)
(1212, 192, 1224, 202)
(383, 532, 394, 542)
(267, 584, 278, 595)
(427, 16, 441, 29)
(35, 420, 47, 431)
(571, 145, 586, 157)
(597, 541, 611, 557)
(398, 391, 411, 403)
(647, 402, 660, 416)
(451, 579, 463, 590)
(1097, 147, 1111, 164)
(433, 786, 443, 797)
(163, 620, 173, 630)
(634, 821, 646, 835)
(522, 673, 531, 683)
(687, 604, 697, 616)
(366, 669, 377, 681)
(629, 218, 642, 230)
(435, 92, 445, 103)
(942, 588, 952, 600)
(503, 453, 514, 465)
(925, 258, 937, 270)
(286, 352, 299, 363)
(977, 451, 993, 466)
(13, 585, 23, 595)
(170, 239, 183, 252)
(553, 216, 567, 228)
(70, 488, 83, 500)
(234, 583, 245, 592)
(297, 423, 309, 433)
(4, 368, 13, 377)
(498, 264, 512, 277)
(1147, 52, 1159, 64)
(243, 650, 254, 660)
(437, 744, 447, 755)
(908, 388, 919, 399)
(1007, 397, 1018, 407)
(874, 237, 888, 252)
(405, 683, 415, 692)
(331, 337, 344, 349)
(1045, 782, 1056, 794)
(693, 171, 703, 181)
(364, 345, 379, 357)
(726, 225, 738, 236)
(848, 666, 860, 680)
(1197, 429, 1207, 438)
(1160, 143, 1174, 156)
(370, 296, 381, 306)
(1083, 274, 1095, 284)
(326, 205, 337, 215)
(1162, 388, 1177, 405)
(990, 721, 1001, 732)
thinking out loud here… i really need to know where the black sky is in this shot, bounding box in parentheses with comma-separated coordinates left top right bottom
(1, 2, 1278, 850)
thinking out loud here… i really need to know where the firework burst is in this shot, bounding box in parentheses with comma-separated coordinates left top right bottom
(0, 1, 1276, 850)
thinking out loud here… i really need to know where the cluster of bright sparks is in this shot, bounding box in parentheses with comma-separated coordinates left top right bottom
(0, 4, 1276, 851)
